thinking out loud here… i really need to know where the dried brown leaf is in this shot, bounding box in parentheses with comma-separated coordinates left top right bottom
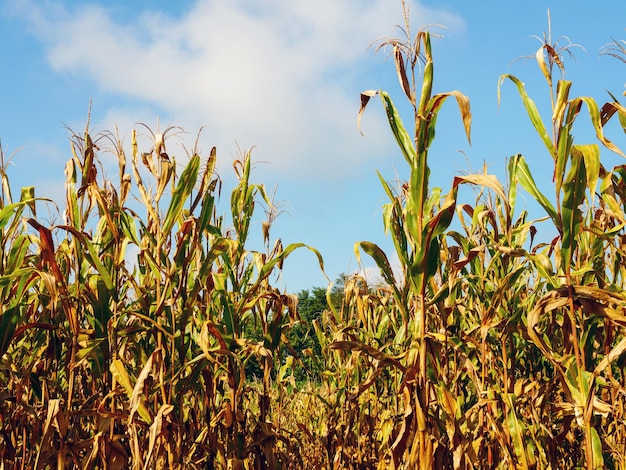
(394, 45, 414, 104)
(358, 90, 379, 135)
(144, 404, 174, 470)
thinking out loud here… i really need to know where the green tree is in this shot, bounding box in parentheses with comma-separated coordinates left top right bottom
(287, 278, 345, 383)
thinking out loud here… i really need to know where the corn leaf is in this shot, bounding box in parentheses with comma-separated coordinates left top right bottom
(0, 305, 20, 358)
(589, 426, 605, 469)
(499, 75, 555, 160)
(561, 147, 586, 271)
(505, 393, 529, 470)
(163, 153, 200, 236)
(511, 154, 559, 227)
(570, 96, 625, 157)
(111, 359, 153, 425)
(380, 91, 416, 165)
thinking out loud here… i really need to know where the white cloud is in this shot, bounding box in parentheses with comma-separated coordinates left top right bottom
(11, 0, 466, 179)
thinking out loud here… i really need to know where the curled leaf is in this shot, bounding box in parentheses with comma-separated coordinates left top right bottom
(394, 45, 414, 104)
(358, 90, 379, 135)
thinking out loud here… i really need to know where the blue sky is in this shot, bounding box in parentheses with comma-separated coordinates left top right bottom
(1, 0, 625, 292)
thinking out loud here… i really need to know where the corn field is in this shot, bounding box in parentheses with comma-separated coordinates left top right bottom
(1, 5, 626, 469)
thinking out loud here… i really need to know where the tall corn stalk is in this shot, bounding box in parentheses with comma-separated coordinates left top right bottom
(499, 15, 626, 469)
(357, 3, 471, 465)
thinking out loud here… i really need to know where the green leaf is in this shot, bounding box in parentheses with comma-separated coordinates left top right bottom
(110, 359, 153, 424)
(552, 80, 572, 128)
(231, 156, 256, 246)
(507, 157, 519, 217)
(564, 357, 592, 413)
(356, 241, 398, 288)
(377, 171, 396, 203)
(411, 178, 459, 283)
(0, 200, 36, 231)
(380, 91, 416, 164)
(512, 154, 559, 227)
(0, 306, 20, 358)
(588, 426, 605, 470)
(505, 393, 530, 470)
(417, 33, 434, 115)
(242, 243, 326, 309)
(561, 147, 586, 271)
(57, 225, 114, 291)
(163, 153, 200, 236)
(197, 189, 216, 235)
(405, 155, 430, 245)
(579, 144, 600, 202)
(499, 75, 556, 160)
(20, 186, 36, 215)
(119, 210, 140, 245)
(555, 126, 573, 195)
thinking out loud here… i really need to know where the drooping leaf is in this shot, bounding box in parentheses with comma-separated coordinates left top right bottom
(499, 74, 555, 160)
(424, 91, 472, 145)
(456, 173, 507, 210)
(570, 96, 625, 157)
(356, 241, 398, 288)
(357, 89, 378, 136)
(394, 45, 414, 104)
(511, 154, 559, 227)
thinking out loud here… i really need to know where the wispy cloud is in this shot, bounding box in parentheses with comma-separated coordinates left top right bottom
(9, 0, 465, 179)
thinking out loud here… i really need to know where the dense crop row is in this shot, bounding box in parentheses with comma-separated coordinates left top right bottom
(1, 6, 626, 469)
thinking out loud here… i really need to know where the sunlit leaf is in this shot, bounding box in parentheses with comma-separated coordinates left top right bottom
(163, 153, 200, 236)
(499, 75, 555, 159)
(511, 154, 559, 227)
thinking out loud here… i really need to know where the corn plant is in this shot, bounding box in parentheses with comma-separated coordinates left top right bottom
(498, 17, 626, 468)
(354, 1, 476, 463)
(0, 119, 324, 468)
(1, 4, 626, 469)
(324, 5, 626, 469)
(0, 143, 43, 363)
